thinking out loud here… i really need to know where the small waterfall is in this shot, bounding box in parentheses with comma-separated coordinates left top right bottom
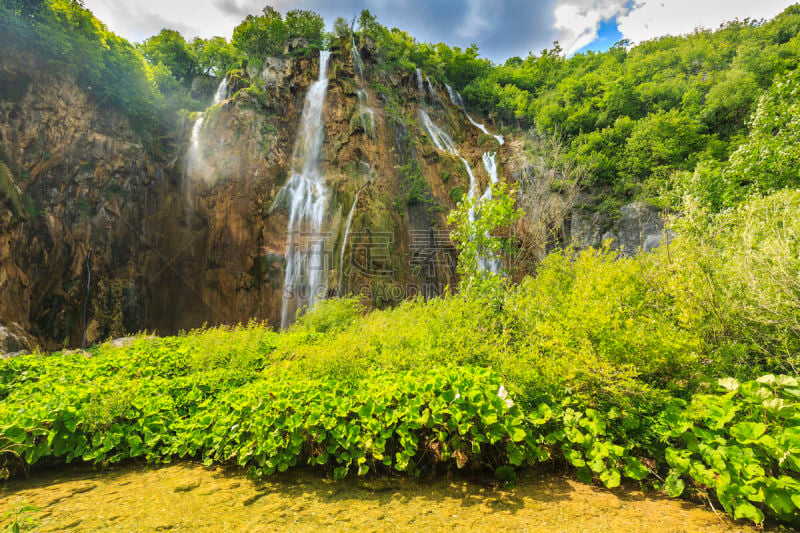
(426, 75, 439, 102)
(460, 157, 479, 224)
(213, 77, 229, 103)
(445, 84, 464, 107)
(338, 181, 369, 296)
(81, 250, 91, 349)
(419, 88, 502, 273)
(351, 37, 364, 79)
(415, 68, 426, 101)
(465, 112, 505, 146)
(279, 51, 332, 328)
(187, 77, 230, 182)
(356, 89, 375, 137)
(480, 152, 498, 200)
(443, 83, 505, 146)
(479, 152, 502, 273)
(419, 110, 456, 153)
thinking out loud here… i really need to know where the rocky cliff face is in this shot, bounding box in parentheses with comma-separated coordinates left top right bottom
(0, 39, 513, 350)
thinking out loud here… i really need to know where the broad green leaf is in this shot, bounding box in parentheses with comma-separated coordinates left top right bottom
(665, 471, 685, 498)
(599, 467, 620, 488)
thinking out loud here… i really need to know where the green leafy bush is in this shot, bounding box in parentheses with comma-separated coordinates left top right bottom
(659, 375, 800, 525)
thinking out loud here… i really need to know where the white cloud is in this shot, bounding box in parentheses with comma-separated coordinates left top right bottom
(84, 0, 244, 42)
(617, 0, 797, 44)
(553, 0, 628, 55)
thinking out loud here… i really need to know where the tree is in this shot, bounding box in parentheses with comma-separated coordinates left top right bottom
(724, 69, 800, 196)
(191, 36, 241, 76)
(333, 16, 351, 40)
(2, 0, 46, 19)
(285, 9, 324, 47)
(139, 29, 197, 84)
(231, 6, 286, 60)
(623, 109, 705, 182)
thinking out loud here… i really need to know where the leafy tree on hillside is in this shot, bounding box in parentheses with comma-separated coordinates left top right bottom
(139, 29, 198, 84)
(285, 9, 325, 48)
(231, 6, 286, 60)
(191, 36, 241, 76)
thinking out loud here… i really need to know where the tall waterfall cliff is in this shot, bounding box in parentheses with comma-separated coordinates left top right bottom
(0, 37, 512, 349)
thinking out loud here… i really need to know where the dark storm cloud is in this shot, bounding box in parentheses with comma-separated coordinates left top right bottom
(212, 0, 560, 61)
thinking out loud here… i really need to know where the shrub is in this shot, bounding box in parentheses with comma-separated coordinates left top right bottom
(658, 375, 800, 526)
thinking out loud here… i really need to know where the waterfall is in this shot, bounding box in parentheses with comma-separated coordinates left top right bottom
(419, 110, 476, 221)
(356, 89, 375, 137)
(445, 84, 464, 107)
(351, 37, 364, 79)
(338, 182, 369, 296)
(213, 77, 229, 103)
(443, 83, 505, 146)
(81, 250, 91, 349)
(465, 112, 505, 146)
(460, 157, 479, 224)
(426, 75, 439, 102)
(419, 87, 503, 273)
(279, 51, 332, 328)
(479, 152, 502, 274)
(187, 77, 230, 182)
(419, 110, 456, 153)
(416, 68, 425, 101)
(480, 152, 498, 201)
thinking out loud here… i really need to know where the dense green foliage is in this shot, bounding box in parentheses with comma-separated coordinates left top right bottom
(660, 375, 800, 524)
(455, 9, 800, 205)
(353, 5, 800, 210)
(0, 0, 170, 131)
(2, 185, 799, 525)
(2, 1, 800, 528)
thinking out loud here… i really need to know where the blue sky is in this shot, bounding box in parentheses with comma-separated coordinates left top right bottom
(574, 17, 624, 55)
(83, 0, 798, 62)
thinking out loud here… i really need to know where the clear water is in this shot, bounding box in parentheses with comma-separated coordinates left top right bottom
(0, 463, 744, 532)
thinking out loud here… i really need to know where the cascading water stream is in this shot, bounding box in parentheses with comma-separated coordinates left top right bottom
(187, 77, 229, 181)
(350, 39, 375, 137)
(479, 152, 502, 273)
(419, 110, 479, 225)
(415, 68, 426, 101)
(351, 37, 364, 79)
(444, 83, 504, 146)
(337, 179, 370, 296)
(278, 51, 332, 328)
(419, 109, 456, 153)
(439, 84, 506, 272)
(426, 75, 440, 103)
(356, 89, 375, 136)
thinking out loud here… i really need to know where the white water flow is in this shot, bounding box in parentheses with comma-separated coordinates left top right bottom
(426, 75, 440, 102)
(419, 110, 479, 222)
(445, 84, 464, 107)
(461, 157, 479, 224)
(481, 152, 499, 200)
(479, 152, 502, 273)
(419, 109, 456, 153)
(351, 38, 364, 79)
(443, 83, 504, 146)
(187, 77, 229, 181)
(356, 89, 375, 136)
(416, 68, 426, 101)
(337, 182, 368, 296)
(279, 51, 332, 328)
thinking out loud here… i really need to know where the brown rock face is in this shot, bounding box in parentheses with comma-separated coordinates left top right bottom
(0, 40, 511, 350)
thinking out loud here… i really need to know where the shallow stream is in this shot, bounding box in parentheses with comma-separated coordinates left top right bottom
(0, 463, 749, 531)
